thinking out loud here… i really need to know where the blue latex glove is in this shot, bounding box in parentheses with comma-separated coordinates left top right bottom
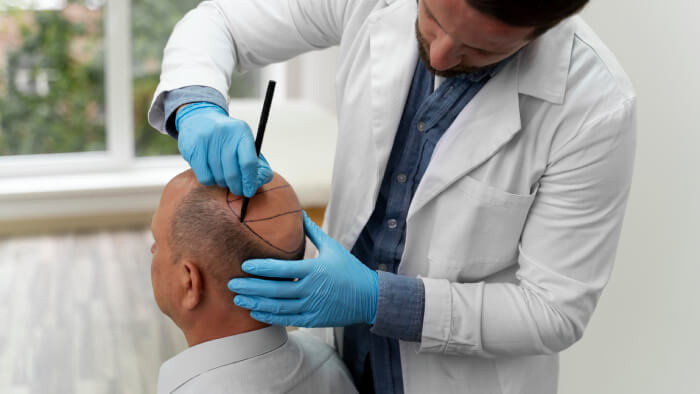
(175, 102, 273, 197)
(228, 211, 379, 327)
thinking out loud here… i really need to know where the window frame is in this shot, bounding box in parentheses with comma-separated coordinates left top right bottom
(0, 1, 335, 232)
(0, 0, 285, 178)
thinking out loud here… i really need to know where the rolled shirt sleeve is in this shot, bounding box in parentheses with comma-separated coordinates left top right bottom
(371, 271, 425, 342)
(161, 85, 228, 138)
(148, 0, 347, 133)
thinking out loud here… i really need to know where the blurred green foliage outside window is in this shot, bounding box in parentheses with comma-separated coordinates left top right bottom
(0, 1, 106, 155)
(0, 0, 259, 157)
(132, 0, 259, 157)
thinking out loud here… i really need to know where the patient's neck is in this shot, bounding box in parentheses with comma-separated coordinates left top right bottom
(181, 291, 269, 347)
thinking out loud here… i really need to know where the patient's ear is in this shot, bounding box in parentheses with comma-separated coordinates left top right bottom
(180, 259, 203, 310)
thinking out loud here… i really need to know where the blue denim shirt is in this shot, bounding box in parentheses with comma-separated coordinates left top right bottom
(161, 85, 229, 137)
(162, 59, 501, 393)
(344, 59, 501, 393)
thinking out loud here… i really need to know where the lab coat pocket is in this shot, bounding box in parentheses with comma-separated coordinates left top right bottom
(426, 176, 537, 281)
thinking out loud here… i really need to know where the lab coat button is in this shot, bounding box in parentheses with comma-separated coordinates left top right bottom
(397, 173, 407, 183)
(416, 121, 426, 132)
(378, 264, 388, 271)
(387, 219, 398, 229)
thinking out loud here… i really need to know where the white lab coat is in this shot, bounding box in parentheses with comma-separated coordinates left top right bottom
(149, 0, 637, 393)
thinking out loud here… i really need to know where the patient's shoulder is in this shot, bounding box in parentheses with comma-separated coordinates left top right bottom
(171, 329, 356, 394)
(285, 330, 357, 394)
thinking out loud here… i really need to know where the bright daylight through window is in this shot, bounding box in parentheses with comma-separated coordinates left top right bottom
(0, 0, 106, 155)
(0, 0, 260, 158)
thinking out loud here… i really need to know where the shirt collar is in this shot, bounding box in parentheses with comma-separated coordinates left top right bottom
(157, 325, 288, 394)
(464, 59, 506, 82)
(516, 16, 577, 104)
(432, 16, 577, 103)
(433, 50, 517, 89)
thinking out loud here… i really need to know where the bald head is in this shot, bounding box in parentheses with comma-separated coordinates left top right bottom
(149, 169, 304, 344)
(159, 169, 304, 285)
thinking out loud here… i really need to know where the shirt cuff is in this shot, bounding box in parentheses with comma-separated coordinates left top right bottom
(162, 85, 228, 138)
(370, 271, 425, 342)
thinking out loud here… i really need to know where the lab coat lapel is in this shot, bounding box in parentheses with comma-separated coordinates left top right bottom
(407, 58, 522, 220)
(366, 0, 418, 198)
(406, 18, 576, 221)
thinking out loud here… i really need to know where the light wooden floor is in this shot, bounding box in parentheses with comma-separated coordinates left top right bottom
(0, 229, 187, 394)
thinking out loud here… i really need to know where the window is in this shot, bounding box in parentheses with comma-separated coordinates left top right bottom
(0, 0, 267, 174)
(131, 0, 261, 157)
(0, 0, 107, 156)
(0, 0, 333, 229)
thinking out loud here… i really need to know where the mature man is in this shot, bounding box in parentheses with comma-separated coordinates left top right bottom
(148, 0, 636, 393)
(150, 169, 357, 393)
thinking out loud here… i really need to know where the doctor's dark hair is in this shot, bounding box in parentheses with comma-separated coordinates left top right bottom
(168, 185, 305, 283)
(467, 0, 589, 37)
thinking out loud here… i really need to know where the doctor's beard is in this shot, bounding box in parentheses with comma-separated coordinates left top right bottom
(415, 19, 497, 78)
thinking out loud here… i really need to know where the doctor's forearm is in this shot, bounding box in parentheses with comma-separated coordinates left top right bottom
(149, 0, 346, 133)
(419, 276, 595, 358)
(479, 281, 586, 356)
(368, 271, 584, 351)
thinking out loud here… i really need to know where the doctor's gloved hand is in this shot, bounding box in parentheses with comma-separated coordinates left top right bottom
(175, 102, 273, 197)
(228, 212, 379, 327)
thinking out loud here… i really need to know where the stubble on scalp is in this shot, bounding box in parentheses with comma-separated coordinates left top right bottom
(168, 173, 305, 284)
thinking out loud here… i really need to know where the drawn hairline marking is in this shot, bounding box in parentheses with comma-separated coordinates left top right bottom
(225, 183, 304, 254)
(226, 183, 291, 203)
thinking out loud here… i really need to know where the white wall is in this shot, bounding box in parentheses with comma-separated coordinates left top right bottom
(289, 48, 339, 116)
(294, 2, 700, 392)
(560, 2, 700, 394)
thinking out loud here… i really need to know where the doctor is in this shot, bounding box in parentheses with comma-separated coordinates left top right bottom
(148, 0, 636, 393)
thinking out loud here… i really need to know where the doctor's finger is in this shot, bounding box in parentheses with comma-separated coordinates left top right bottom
(181, 139, 214, 186)
(249, 311, 316, 327)
(237, 134, 259, 197)
(256, 154, 274, 186)
(241, 258, 314, 279)
(221, 142, 243, 195)
(228, 277, 303, 298)
(208, 139, 226, 188)
(234, 296, 306, 315)
(302, 211, 331, 251)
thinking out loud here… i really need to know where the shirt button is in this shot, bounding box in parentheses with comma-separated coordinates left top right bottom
(378, 264, 388, 272)
(416, 121, 426, 132)
(396, 173, 407, 184)
(387, 218, 398, 229)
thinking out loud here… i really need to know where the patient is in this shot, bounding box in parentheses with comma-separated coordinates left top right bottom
(150, 169, 356, 394)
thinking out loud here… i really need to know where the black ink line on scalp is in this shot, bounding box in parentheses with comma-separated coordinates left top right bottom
(225, 183, 303, 254)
